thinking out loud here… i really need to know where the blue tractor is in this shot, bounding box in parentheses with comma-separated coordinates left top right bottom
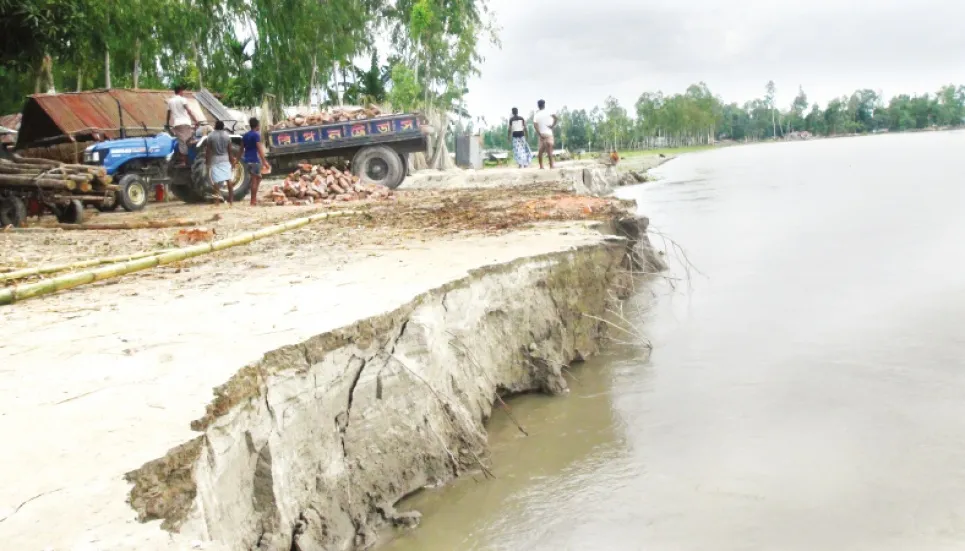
(83, 125, 251, 211)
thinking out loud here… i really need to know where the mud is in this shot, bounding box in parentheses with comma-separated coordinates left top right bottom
(121, 224, 661, 550)
(1, 165, 666, 550)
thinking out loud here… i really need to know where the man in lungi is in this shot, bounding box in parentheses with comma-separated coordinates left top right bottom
(206, 120, 237, 204)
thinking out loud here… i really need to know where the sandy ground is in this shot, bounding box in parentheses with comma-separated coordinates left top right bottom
(0, 175, 642, 550)
(1, 182, 631, 270)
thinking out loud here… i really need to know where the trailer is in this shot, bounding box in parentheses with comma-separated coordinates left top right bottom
(0, 155, 116, 227)
(266, 113, 428, 190)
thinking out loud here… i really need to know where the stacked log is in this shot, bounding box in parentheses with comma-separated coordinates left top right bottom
(0, 154, 116, 205)
(268, 163, 393, 206)
(271, 104, 384, 131)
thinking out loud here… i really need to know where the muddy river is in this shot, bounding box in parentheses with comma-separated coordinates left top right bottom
(382, 131, 965, 550)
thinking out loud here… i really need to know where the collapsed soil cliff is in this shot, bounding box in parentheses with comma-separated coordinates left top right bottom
(123, 217, 664, 551)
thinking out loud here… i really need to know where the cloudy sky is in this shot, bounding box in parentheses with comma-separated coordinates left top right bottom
(461, 0, 965, 122)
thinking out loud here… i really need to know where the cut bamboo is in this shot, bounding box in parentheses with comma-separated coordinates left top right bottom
(0, 165, 59, 176)
(9, 155, 60, 167)
(0, 175, 76, 190)
(1, 249, 178, 282)
(0, 210, 356, 305)
(51, 194, 110, 203)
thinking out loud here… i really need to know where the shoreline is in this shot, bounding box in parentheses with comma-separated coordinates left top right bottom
(1, 161, 669, 551)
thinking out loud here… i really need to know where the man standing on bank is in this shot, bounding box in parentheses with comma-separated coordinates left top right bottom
(205, 120, 237, 204)
(533, 99, 558, 169)
(508, 107, 532, 168)
(166, 85, 199, 167)
(241, 118, 271, 206)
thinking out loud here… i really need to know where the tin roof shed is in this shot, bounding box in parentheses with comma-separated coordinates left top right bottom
(15, 89, 218, 149)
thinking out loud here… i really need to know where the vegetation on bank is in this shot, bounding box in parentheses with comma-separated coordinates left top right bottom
(478, 82, 965, 153)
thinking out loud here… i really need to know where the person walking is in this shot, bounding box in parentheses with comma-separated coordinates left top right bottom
(508, 107, 532, 168)
(533, 99, 558, 169)
(205, 120, 237, 204)
(240, 117, 271, 206)
(166, 85, 199, 167)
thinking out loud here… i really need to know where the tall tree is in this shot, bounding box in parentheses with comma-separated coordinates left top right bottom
(764, 80, 778, 138)
(790, 87, 808, 132)
(385, 0, 498, 169)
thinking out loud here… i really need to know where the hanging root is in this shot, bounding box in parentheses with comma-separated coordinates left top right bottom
(391, 354, 496, 479)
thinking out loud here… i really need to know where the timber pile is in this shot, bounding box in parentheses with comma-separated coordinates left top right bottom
(271, 104, 384, 130)
(0, 154, 116, 203)
(268, 163, 393, 206)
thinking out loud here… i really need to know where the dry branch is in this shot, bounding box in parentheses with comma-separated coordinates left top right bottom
(56, 217, 211, 231)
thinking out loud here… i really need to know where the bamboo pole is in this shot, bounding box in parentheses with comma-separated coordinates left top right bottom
(0, 176, 76, 190)
(52, 194, 110, 203)
(0, 210, 355, 305)
(1, 249, 179, 282)
(9, 155, 60, 167)
(0, 165, 55, 175)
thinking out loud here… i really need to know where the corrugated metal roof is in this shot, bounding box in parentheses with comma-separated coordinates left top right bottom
(16, 89, 216, 148)
(0, 113, 20, 129)
(0, 114, 20, 144)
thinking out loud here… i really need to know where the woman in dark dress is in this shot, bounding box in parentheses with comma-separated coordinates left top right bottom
(508, 107, 532, 168)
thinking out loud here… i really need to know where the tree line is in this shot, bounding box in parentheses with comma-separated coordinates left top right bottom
(0, 0, 496, 169)
(479, 81, 965, 152)
(0, 0, 493, 114)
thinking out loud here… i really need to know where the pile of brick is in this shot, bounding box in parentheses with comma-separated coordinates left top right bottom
(267, 164, 393, 206)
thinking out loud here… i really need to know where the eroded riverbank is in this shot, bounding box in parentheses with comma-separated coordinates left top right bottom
(1, 161, 667, 550)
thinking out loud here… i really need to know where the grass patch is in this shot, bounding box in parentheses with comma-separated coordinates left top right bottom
(618, 145, 716, 158)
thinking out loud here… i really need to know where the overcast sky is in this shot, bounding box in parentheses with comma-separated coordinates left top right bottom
(461, 0, 965, 123)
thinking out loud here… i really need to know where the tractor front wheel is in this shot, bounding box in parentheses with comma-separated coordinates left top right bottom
(117, 173, 149, 212)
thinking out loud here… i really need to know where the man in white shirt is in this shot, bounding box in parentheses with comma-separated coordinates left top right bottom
(166, 85, 199, 166)
(532, 99, 558, 169)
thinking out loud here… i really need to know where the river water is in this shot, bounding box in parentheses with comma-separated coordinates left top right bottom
(383, 132, 965, 551)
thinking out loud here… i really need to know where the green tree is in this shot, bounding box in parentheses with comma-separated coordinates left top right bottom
(765, 80, 777, 138)
(805, 103, 827, 135)
(387, 64, 422, 112)
(789, 87, 808, 132)
(384, 0, 497, 168)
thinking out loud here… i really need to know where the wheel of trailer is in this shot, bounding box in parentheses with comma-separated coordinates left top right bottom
(352, 145, 405, 190)
(56, 199, 85, 225)
(0, 195, 27, 228)
(117, 173, 149, 212)
(96, 198, 120, 212)
(190, 152, 251, 203)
